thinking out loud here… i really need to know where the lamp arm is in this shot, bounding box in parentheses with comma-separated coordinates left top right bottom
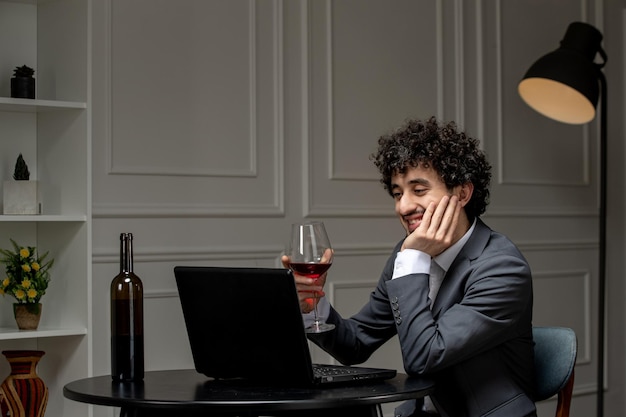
(597, 69, 607, 417)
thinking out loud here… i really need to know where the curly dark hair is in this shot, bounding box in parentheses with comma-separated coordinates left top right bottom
(370, 117, 492, 220)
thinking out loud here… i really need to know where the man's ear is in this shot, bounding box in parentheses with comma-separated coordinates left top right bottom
(458, 183, 474, 207)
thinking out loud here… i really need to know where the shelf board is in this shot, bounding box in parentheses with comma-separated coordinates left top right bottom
(0, 0, 37, 4)
(0, 97, 86, 113)
(0, 214, 87, 222)
(0, 326, 87, 340)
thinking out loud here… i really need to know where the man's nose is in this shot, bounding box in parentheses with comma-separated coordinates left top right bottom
(397, 194, 416, 215)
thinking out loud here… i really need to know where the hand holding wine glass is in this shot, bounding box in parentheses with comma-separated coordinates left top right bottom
(287, 221, 335, 333)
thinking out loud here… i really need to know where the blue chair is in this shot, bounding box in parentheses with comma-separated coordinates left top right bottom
(533, 326, 577, 417)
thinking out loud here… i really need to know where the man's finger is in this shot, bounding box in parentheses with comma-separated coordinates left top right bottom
(427, 195, 450, 234)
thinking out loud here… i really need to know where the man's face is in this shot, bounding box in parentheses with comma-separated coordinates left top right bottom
(390, 165, 457, 235)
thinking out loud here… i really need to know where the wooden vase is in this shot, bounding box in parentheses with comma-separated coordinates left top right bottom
(0, 350, 48, 417)
(13, 303, 42, 330)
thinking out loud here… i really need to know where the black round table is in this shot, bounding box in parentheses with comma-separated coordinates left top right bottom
(63, 369, 433, 417)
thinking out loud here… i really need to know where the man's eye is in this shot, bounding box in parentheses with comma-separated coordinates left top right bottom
(414, 188, 426, 195)
(392, 192, 402, 200)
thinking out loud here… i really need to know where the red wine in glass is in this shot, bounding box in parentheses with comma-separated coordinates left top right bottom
(287, 221, 335, 333)
(288, 262, 332, 279)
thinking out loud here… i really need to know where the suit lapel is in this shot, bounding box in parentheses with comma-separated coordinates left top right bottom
(431, 218, 491, 316)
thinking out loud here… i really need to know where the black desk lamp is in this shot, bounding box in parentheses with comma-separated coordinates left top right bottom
(518, 21, 607, 417)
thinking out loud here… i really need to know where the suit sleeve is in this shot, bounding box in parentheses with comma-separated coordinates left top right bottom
(306, 241, 403, 365)
(309, 235, 533, 377)
(387, 249, 533, 375)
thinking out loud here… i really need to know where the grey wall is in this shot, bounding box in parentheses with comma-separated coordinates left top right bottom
(90, 1, 626, 416)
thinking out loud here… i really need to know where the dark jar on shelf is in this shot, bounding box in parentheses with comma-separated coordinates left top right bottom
(11, 77, 35, 99)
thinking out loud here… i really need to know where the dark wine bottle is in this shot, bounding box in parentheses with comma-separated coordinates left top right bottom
(111, 232, 144, 381)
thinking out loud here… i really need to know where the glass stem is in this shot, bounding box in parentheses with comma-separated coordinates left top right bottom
(312, 293, 321, 325)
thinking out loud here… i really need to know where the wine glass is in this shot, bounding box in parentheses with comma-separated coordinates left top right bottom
(287, 221, 335, 333)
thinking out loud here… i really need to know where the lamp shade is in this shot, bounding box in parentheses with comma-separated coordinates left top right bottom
(518, 22, 605, 124)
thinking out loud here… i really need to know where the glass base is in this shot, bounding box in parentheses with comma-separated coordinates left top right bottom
(305, 322, 335, 333)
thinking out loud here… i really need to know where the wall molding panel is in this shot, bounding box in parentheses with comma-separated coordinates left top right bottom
(303, 0, 442, 217)
(93, 200, 285, 218)
(489, 0, 598, 220)
(93, 244, 285, 264)
(533, 269, 592, 363)
(94, 0, 285, 218)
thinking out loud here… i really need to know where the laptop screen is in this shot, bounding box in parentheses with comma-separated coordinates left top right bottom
(175, 266, 317, 384)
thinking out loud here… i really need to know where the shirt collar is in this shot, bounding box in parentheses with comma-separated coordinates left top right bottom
(433, 218, 477, 273)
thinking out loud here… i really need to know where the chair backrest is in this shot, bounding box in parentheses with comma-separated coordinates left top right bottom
(533, 326, 577, 417)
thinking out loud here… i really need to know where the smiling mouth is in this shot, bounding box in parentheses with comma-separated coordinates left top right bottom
(404, 215, 423, 231)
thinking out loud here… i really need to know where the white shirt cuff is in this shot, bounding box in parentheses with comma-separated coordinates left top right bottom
(392, 249, 431, 279)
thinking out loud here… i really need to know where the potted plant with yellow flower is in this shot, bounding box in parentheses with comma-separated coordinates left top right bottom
(0, 239, 54, 330)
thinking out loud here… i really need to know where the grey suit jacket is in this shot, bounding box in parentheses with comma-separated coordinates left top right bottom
(309, 218, 536, 417)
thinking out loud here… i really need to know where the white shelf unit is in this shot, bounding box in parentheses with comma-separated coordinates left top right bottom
(0, 327, 88, 341)
(0, 1, 91, 417)
(0, 215, 87, 222)
(0, 97, 87, 113)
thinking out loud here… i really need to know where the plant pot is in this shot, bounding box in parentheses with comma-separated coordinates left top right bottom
(3, 180, 39, 215)
(0, 350, 48, 417)
(10, 77, 35, 99)
(13, 303, 42, 330)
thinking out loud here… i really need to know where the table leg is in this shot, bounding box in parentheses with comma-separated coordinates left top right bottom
(119, 407, 136, 417)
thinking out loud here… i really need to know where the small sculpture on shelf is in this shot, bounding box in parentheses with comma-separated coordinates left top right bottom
(10, 65, 36, 99)
(0, 239, 54, 330)
(3, 154, 39, 215)
(13, 153, 30, 180)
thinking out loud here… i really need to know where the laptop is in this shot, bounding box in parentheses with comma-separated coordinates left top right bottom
(174, 266, 397, 386)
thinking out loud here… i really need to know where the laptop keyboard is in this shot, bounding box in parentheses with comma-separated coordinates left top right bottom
(312, 364, 358, 377)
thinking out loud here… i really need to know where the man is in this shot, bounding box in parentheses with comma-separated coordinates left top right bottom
(283, 117, 536, 417)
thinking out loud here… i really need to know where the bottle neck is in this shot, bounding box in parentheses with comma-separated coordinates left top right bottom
(119, 233, 134, 273)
